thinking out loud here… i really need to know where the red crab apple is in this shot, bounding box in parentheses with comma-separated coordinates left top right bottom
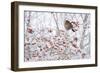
(27, 25, 33, 33)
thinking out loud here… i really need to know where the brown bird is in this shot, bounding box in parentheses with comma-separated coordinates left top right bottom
(64, 20, 73, 30)
(64, 20, 79, 32)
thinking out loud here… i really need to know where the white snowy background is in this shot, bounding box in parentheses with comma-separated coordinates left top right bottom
(24, 11, 91, 62)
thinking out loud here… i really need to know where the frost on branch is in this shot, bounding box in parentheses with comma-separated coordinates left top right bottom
(24, 11, 91, 62)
